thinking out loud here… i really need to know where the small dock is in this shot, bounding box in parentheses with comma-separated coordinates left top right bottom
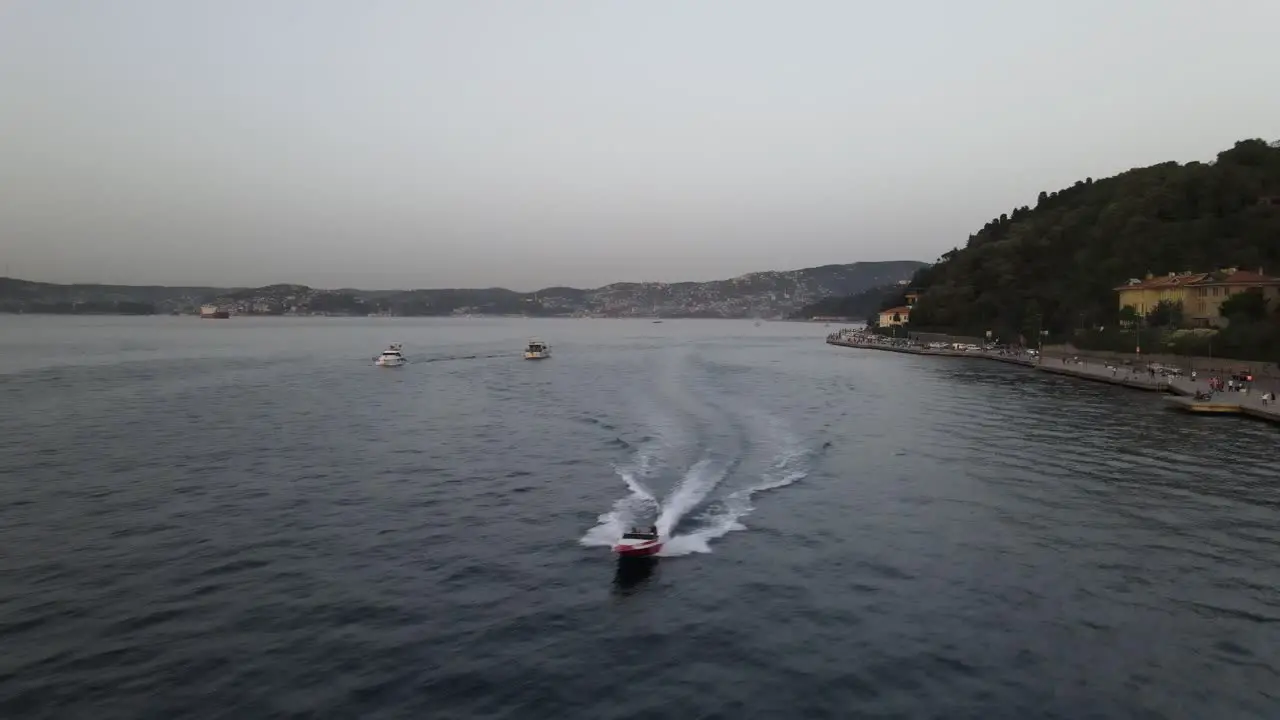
(1163, 391, 1280, 423)
(1162, 376, 1280, 423)
(1164, 396, 1244, 414)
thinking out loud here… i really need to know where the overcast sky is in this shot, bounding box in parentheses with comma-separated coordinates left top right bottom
(2, 1, 1277, 290)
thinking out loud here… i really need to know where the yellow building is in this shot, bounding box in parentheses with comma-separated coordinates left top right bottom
(1114, 272, 1206, 318)
(878, 305, 910, 326)
(1115, 267, 1280, 326)
(1185, 268, 1280, 326)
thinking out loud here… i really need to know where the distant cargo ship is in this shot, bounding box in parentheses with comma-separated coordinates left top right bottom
(200, 304, 230, 319)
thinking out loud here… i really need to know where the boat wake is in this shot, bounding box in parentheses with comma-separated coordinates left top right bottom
(415, 353, 513, 364)
(581, 433, 813, 557)
(579, 442, 662, 548)
(661, 443, 810, 556)
(655, 457, 730, 538)
(581, 350, 816, 557)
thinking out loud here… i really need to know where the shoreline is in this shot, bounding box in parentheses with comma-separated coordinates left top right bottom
(1, 312, 801, 320)
(827, 338, 1280, 426)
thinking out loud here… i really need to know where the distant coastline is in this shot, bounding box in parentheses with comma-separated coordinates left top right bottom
(0, 260, 924, 319)
(3, 310, 847, 321)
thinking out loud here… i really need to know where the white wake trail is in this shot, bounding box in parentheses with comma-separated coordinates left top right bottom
(581, 361, 814, 556)
(579, 444, 661, 548)
(655, 457, 729, 537)
(660, 442, 812, 557)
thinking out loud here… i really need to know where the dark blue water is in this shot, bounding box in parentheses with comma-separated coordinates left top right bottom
(2, 316, 1278, 719)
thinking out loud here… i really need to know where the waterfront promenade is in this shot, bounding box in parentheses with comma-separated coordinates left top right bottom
(827, 336, 1280, 426)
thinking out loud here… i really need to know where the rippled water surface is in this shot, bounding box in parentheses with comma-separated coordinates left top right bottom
(2, 316, 1279, 719)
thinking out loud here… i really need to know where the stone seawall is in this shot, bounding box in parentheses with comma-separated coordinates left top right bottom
(827, 339, 1280, 426)
(1042, 344, 1280, 381)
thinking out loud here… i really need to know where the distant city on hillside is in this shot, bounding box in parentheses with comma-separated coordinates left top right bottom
(0, 260, 925, 319)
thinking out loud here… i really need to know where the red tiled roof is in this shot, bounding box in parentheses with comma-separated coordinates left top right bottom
(1191, 270, 1280, 286)
(1116, 269, 1280, 291)
(1113, 273, 1207, 291)
(880, 306, 911, 314)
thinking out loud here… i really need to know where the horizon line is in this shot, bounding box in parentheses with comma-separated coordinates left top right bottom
(0, 258, 929, 294)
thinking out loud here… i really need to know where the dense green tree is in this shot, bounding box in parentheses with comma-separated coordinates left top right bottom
(1146, 300, 1183, 329)
(1118, 305, 1139, 326)
(1220, 289, 1269, 323)
(789, 284, 902, 321)
(907, 138, 1280, 359)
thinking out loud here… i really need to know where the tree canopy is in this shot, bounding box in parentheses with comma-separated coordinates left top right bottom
(906, 139, 1280, 348)
(790, 284, 905, 322)
(1220, 289, 1269, 323)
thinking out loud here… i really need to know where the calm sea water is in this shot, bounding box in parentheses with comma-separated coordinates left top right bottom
(1, 316, 1278, 719)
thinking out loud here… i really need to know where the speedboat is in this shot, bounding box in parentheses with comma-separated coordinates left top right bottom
(613, 526, 662, 558)
(523, 338, 550, 360)
(375, 343, 407, 367)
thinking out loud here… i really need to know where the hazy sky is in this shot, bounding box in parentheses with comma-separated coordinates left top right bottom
(2, 1, 1278, 290)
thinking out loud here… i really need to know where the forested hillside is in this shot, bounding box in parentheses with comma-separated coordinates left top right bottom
(907, 139, 1280, 355)
(790, 284, 903, 320)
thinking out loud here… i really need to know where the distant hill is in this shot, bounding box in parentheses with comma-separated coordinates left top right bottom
(907, 139, 1280, 349)
(790, 283, 906, 322)
(0, 277, 234, 315)
(0, 260, 926, 318)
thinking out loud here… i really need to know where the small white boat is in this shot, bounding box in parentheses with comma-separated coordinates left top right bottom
(375, 343, 407, 367)
(523, 338, 550, 360)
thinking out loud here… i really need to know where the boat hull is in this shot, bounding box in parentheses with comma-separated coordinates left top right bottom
(375, 359, 406, 367)
(523, 352, 549, 360)
(613, 540, 662, 558)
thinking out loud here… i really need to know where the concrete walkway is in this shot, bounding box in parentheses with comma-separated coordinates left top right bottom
(825, 339, 1035, 366)
(1036, 358, 1170, 391)
(826, 338, 1280, 426)
(1026, 359, 1280, 424)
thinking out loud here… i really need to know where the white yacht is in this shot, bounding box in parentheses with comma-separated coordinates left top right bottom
(523, 338, 550, 360)
(375, 343, 407, 367)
